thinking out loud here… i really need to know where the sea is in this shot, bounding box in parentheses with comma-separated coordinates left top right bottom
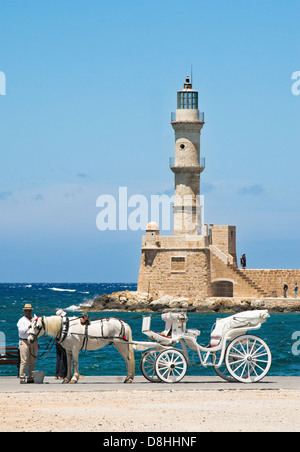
(0, 282, 299, 378)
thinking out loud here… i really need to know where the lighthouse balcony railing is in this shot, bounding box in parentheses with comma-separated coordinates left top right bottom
(169, 157, 205, 170)
(171, 112, 205, 122)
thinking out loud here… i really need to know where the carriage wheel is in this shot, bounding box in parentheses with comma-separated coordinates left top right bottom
(211, 351, 238, 382)
(225, 335, 272, 383)
(155, 349, 187, 383)
(140, 350, 162, 383)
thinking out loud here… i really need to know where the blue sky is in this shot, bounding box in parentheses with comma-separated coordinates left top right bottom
(0, 0, 299, 282)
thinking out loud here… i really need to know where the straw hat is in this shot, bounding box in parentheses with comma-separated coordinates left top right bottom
(23, 303, 33, 311)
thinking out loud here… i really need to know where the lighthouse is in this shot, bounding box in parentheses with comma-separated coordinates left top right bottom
(170, 76, 205, 235)
(138, 76, 239, 299)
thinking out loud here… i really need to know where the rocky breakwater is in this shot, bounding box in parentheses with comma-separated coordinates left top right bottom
(83, 291, 300, 313)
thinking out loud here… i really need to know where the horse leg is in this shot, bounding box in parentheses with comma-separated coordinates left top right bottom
(70, 348, 80, 384)
(62, 350, 73, 384)
(113, 327, 135, 383)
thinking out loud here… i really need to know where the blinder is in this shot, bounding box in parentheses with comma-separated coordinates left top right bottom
(29, 316, 46, 342)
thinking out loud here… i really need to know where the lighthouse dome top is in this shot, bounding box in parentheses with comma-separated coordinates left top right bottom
(177, 76, 198, 109)
(146, 222, 159, 231)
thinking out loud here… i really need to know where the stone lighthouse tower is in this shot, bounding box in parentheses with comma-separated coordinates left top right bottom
(171, 76, 205, 235)
(137, 76, 239, 299)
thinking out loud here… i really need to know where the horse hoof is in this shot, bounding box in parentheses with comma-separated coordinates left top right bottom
(62, 379, 70, 384)
(124, 378, 133, 384)
(70, 379, 78, 384)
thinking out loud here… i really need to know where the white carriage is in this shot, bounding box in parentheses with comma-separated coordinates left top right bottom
(134, 309, 272, 383)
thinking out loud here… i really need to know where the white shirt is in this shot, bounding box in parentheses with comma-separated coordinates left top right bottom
(17, 316, 33, 340)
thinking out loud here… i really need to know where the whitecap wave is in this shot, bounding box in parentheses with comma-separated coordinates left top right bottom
(49, 288, 76, 293)
(79, 300, 93, 308)
(65, 305, 82, 312)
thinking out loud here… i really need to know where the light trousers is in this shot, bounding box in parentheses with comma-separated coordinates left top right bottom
(19, 339, 38, 380)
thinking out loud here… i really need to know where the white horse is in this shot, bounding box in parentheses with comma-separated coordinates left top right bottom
(28, 314, 135, 384)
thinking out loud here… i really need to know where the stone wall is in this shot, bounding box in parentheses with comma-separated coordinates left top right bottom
(243, 269, 300, 298)
(209, 225, 237, 265)
(137, 247, 212, 298)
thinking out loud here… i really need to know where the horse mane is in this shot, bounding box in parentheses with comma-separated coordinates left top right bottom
(44, 316, 62, 338)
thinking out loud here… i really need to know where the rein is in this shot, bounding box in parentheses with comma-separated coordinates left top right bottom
(32, 337, 57, 361)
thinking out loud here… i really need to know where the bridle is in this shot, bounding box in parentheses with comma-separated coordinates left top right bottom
(29, 316, 46, 342)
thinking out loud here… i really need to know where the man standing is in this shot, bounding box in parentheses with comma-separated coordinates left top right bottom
(283, 283, 288, 299)
(17, 304, 38, 384)
(240, 254, 247, 269)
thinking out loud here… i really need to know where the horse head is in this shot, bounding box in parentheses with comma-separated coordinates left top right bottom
(28, 316, 45, 344)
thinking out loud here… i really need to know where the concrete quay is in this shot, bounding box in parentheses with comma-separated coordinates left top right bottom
(0, 375, 299, 392)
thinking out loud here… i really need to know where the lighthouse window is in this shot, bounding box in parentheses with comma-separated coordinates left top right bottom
(177, 92, 198, 109)
(192, 93, 198, 109)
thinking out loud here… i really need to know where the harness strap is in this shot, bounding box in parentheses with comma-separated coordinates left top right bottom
(80, 324, 89, 353)
(58, 317, 69, 344)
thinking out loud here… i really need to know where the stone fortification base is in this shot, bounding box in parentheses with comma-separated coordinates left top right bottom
(86, 291, 300, 313)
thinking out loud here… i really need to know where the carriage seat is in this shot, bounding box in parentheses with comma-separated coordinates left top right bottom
(142, 315, 178, 345)
(210, 309, 270, 347)
(143, 330, 177, 346)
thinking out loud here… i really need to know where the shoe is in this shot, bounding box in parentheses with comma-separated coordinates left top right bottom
(20, 379, 26, 384)
(27, 379, 34, 384)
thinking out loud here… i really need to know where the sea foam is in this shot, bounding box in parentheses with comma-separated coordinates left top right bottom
(49, 287, 76, 293)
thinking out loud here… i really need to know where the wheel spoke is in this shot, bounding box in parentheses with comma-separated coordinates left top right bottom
(228, 355, 245, 365)
(231, 345, 245, 357)
(249, 339, 257, 355)
(238, 340, 247, 355)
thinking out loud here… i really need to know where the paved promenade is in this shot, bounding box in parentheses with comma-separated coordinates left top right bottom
(1, 375, 299, 392)
(1, 376, 300, 431)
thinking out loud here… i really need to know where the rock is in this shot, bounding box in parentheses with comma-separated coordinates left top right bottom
(252, 299, 265, 308)
(88, 291, 300, 313)
(169, 299, 189, 309)
(107, 300, 126, 310)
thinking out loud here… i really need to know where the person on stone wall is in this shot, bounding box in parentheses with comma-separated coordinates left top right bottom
(294, 283, 298, 298)
(283, 282, 288, 298)
(240, 254, 246, 269)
